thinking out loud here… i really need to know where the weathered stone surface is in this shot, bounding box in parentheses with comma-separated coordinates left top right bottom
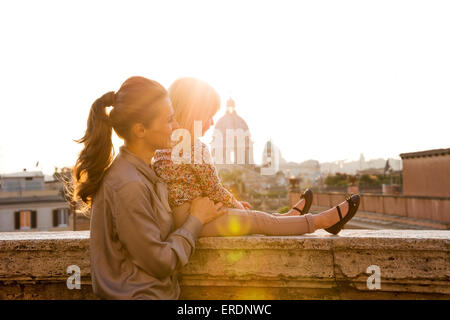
(330, 230, 450, 295)
(0, 230, 449, 299)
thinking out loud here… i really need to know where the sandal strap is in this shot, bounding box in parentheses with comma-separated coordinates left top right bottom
(345, 194, 357, 208)
(292, 207, 303, 215)
(336, 205, 343, 221)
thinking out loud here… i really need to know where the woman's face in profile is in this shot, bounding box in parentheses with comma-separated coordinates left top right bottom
(144, 96, 179, 150)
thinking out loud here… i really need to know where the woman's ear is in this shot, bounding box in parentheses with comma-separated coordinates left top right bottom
(131, 123, 147, 139)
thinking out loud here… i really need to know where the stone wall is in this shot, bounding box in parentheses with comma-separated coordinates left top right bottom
(0, 230, 449, 300)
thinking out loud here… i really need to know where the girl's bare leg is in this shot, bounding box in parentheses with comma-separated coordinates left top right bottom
(311, 200, 350, 229)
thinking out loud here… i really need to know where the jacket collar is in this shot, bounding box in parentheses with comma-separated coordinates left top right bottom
(118, 145, 164, 185)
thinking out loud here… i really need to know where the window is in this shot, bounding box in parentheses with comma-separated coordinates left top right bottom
(20, 211, 31, 230)
(25, 180, 42, 190)
(53, 208, 69, 227)
(229, 150, 235, 164)
(14, 210, 37, 230)
(5, 181, 21, 192)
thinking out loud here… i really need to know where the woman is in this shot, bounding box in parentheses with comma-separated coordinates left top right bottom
(153, 77, 360, 237)
(73, 76, 226, 300)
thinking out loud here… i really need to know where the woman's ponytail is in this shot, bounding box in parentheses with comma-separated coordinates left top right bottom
(73, 91, 116, 207)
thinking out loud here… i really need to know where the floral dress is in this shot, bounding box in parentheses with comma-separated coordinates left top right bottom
(152, 140, 242, 209)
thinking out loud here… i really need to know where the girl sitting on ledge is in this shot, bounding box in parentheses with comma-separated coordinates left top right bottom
(153, 77, 360, 237)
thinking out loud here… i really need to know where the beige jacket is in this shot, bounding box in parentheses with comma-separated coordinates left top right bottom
(89, 145, 203, 300)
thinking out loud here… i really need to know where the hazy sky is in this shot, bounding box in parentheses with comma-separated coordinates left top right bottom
(0, 0, 449, 175)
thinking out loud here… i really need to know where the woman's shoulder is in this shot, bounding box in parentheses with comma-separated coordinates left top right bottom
(103, 157, 144, 192)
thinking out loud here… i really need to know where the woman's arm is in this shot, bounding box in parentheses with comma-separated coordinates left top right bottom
(114, 181, 203, 279)
(171, 202, 192, 230)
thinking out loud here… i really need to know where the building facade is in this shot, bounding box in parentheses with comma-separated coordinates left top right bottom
(400, 148, 450, 198)
(0, 171, 70, 232)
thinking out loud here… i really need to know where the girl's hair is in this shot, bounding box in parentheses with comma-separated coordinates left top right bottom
(72, 76, 167, 209)
(168, 77, 220, 133)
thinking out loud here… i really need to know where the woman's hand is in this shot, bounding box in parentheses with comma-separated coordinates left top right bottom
(240, 201, 252, 210)
(190, 197, 227, 225)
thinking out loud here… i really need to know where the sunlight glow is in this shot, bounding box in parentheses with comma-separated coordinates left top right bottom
(217, 215, 252, 236)
(0, 1, 449, 174)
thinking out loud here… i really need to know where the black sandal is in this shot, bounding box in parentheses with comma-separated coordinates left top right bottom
(291, 189, 313, 216)
(325, 194, 360, 235)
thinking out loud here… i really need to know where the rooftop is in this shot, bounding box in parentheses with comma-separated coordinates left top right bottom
(400, 148, 450, 159)
(0, 171, 44, 179)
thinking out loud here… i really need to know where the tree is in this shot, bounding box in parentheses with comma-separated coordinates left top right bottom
(324, 173, 351, 187)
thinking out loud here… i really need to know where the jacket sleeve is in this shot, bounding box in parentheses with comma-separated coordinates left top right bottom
(192, 143, 242, 208)
(114, 181, 203, 279)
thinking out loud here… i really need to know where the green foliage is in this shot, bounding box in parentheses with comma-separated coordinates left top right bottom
(324, 173, 351, 187)
(358, 174, 379, 186)
(325, 172, 401, 188)
(277, 205, 289, 214)
(267, 190, 287, 198)
(358, 174, 396, 186)
(218, 168, 243, 184)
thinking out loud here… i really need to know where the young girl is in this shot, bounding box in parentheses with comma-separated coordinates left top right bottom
(153, 77, 360, 237)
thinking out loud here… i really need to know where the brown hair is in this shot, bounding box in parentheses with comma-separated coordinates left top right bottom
(73, 76, 167, 208)
(168, 77, 220, 134)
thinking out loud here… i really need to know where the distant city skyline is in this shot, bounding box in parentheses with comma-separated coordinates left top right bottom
(1, 1, 449, 175)
(0, 136, 404, 177)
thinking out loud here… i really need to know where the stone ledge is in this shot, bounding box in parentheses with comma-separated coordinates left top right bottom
(0, 230, 449, 300)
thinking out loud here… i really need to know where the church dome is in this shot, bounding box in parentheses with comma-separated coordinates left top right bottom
(211, 97, 254, 166)
(215, 97, 249, 132)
